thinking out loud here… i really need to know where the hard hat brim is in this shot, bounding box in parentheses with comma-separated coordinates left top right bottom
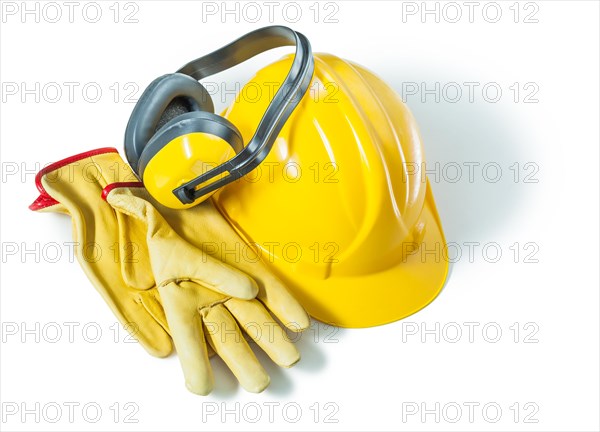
(264, 183, 449, 328)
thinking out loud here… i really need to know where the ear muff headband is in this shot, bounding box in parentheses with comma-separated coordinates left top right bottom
(172, 25, 314, 204)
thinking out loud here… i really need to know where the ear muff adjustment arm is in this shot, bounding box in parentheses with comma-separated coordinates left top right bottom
(172, 26, 314, 204)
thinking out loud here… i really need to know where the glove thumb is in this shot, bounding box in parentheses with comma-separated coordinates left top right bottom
(104, 184, 258, 300)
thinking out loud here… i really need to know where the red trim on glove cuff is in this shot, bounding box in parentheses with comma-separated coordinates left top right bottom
(101, 182, 145, 201)
(34, 147, 119, 194)
(28, 194, 60, 211)
(29, 147, 120, 211)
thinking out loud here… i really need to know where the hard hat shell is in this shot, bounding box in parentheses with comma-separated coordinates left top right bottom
(214, 53, 448, 328)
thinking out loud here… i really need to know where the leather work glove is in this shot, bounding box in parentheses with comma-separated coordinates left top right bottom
(30, 148, 177, 356)
(30, 147, 310, 394)
(103, 184, 309, 394)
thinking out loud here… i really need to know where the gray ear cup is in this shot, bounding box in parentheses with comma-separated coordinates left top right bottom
(137, 111, 244, 178)
(124, 73, 215, 173)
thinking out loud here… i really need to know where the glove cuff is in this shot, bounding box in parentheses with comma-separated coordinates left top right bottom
(101, 181, 144, 201)
(29, 147, 132, 211)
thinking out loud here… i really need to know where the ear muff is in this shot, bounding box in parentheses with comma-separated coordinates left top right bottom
(124, 73, 244, 209)
(124, 73, 215, 173)
(138, 111, 244, 209)
(124, 26, 313, 208)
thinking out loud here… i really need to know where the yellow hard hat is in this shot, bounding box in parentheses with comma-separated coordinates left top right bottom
(214, 53, 448, 328)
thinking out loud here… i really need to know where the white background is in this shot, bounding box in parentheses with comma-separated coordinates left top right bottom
(1, 1, 599, 431)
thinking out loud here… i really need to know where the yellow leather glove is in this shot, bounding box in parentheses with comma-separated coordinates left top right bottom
(31, 148, 310, 395)
(31, 148, 174, 356)
(29, 148, 256, 358)
(104, 184, 310, 394)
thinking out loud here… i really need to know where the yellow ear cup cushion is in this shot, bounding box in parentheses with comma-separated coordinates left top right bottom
(143, 133, 235, 209)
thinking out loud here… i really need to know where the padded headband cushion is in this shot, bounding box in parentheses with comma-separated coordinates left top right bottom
(124, 73, 215, 172)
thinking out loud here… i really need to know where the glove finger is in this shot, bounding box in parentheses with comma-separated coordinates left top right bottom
(175, 242, 258, 300)
(255, 273, 311, 332)
(112, 209, 171, 355)
(202, 304, 270, 393)
(110, 292, 173, 358)
(137, 289, 169, 335)
(115, 207, 154, 291)
(158, 282, 214, 395)
(225, 298, 300, 367)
